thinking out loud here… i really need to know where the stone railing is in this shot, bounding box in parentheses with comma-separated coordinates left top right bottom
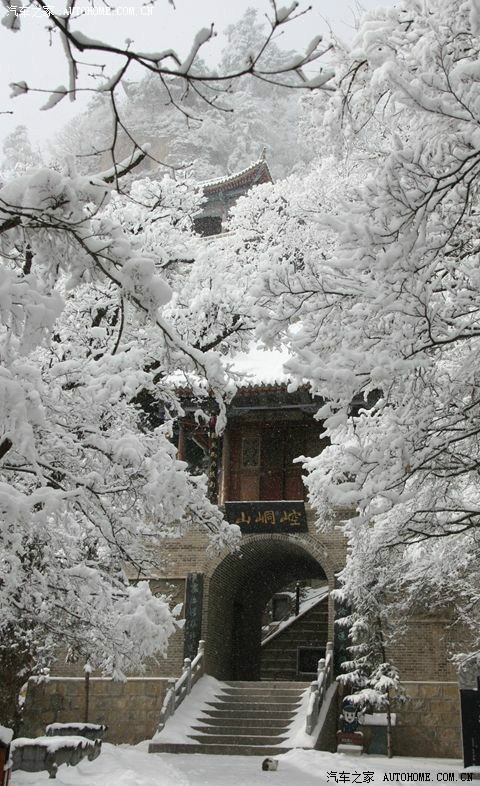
(155, 640, 205, 733)
(305, 641, 334, 735)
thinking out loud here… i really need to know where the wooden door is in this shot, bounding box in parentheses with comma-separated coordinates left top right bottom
(259, 423, 285, 500)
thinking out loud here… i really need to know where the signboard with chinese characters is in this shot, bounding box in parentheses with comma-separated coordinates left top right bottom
(224, 501, 308, 534)
(183, 573, 204, 661)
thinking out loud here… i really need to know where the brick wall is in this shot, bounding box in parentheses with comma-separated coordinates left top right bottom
(386, 615, 458, 682)
(21, 677, 170, 744)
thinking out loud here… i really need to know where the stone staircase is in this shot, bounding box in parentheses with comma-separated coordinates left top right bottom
(149, 680, 310, 755)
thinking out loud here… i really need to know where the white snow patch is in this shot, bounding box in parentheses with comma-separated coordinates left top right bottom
(46, 722, 106, 732)
(10, 743, 465, 786)
(12, 735, 95, 753)
(362, 712, 396, 726)
(151, 674, 226, 744)
(229, 343, 292, 385)
(0, 724, 13, 745)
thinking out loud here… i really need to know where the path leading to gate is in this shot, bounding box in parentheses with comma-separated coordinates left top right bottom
(11, 743, 464, 786)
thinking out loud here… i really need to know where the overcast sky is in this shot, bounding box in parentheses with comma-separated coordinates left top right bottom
(0, 0, 396, 150)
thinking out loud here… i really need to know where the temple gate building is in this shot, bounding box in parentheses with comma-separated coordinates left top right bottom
(22, 160, 464, 760)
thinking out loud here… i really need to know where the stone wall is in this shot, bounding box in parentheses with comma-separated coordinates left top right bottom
(393, 682, 462, 758)
(21, 677, 170, 745)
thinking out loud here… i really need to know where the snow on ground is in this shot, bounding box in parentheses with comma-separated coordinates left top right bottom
(151, 673, 316, 747)
(10, 743, 465, 786)
(151, 675, 224, 744)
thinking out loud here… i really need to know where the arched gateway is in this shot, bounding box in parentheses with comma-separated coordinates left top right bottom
(203, 534, 331, 681)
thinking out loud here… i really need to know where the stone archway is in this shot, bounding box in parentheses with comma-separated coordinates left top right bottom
(203, 534, 331, 681)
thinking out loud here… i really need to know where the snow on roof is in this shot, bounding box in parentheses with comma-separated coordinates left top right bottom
(228, 344, 292, 386)
(201, 158, 272, 194)
(261, 586, 329, 647)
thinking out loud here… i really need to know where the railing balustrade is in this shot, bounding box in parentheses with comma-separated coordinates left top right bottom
(305, 641, 334, 735)
(156, 640, 205, 733)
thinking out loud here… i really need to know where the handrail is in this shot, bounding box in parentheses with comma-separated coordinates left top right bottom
(305, 641, 334, 735)
(261, 588, 329, 645)
(155, 640, 205, 733)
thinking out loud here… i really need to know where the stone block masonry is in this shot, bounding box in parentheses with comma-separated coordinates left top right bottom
(393, 682, 462, 758)
(21, 677, 170, 745)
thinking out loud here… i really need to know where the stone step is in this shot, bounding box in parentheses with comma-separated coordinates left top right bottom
(149, 742, 291, 756)
(264, 671, 298, 680)
(216, 695, 303, 704)
(220, 688, 305, 697)
(211, 694, 302, 705)
(196, 717, 291, 729)
(206, 702, 299, 713)
(199, 710, 295, 721)
(191, 725, 290, 736)
(188, 734, 288, 746)
(224, 681, 309, 688)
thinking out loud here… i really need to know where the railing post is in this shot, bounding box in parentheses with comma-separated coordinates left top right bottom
(326, 641, 334, 684)
(155, 640, 207, 737)
(183, 657, 192, 694)
(317, 657, 326, 681)
(167, 678, 176, 717)
(198, 639, 205, 677)
(306, 680, 319, 735)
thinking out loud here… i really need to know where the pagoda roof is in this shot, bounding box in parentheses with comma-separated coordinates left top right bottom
(201, 158, 272, 196)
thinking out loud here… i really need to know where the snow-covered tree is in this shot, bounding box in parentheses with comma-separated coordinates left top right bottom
(1, 125, 41, 175)
(333, 523, 405, 758)
(201, 0, 480, 677)
(0, 157, 238, 726)
(237, 0, 480, 671)
(0, 0, 333, 727)
(55, 7, 331, 179)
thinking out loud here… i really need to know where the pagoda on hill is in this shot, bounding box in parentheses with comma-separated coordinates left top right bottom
(194, 155, 272, 236)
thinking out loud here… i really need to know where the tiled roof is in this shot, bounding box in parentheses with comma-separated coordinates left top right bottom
(201, 158, 272, 195)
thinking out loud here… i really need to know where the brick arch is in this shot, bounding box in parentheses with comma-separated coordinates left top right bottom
(202, 533, 334, 681)
(203, 531, 337, 586)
